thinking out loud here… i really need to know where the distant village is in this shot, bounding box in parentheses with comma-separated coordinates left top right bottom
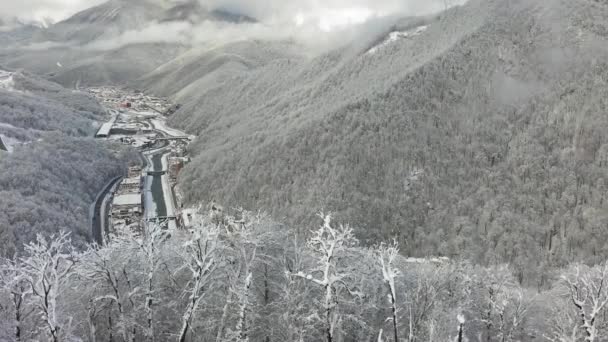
(88, 87, 196, 238)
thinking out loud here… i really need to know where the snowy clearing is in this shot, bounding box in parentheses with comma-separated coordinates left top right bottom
(0, 70, 18, 92)
(367, 25, 428, 54)
(150, 118, 192, 138)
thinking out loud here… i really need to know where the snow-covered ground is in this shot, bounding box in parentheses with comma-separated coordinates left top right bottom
(151, 118, 192, 139)
(404, 256, 450, 264)
(0, 70, 17, 92)
(367, 25, 428, 54)
(161, 152, 176, 218)
(113, 122, 143, 130)
(109, 134, 155, 149)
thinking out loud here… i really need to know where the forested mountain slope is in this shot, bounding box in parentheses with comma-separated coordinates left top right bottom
(0, 137, 127, 257)
(161, 0, 608, 285)
(36, 0, 170, 44)
(136, 40, 306, 101)
(0, 70, 127, 257)
(42, 42, 186, 88)
(0, 68, 105, 138)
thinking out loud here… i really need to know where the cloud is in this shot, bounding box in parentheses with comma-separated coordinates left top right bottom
(2, 0, 454, 26)
(12, 0, 466, 53)
(81, 18, 391, 52)
(200, 0, 455, 26)
(0, 0, 106, 23)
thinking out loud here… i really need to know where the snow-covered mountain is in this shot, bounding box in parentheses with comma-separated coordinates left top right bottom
(0, 0, 265, 87)
(35, 0, 174, 44)
(160, 0, 256, 24)
(0, 67, 106, 139)
(10, 0, 257, 45)
(137, 0, 608, 273)
(3, 0, 608, 276)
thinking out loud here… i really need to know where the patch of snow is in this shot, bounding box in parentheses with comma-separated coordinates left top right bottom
(404, 256, 450, 264)
(457, 313, 465, 324)
(150, 118, 191, 138)
(167, 220, 178, 231)
(367, 25, 429, 54)
(0, 70, 18, 92)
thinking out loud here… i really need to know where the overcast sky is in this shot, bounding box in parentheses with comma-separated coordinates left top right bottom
(0, 0, 105, 23)
(1, 0, 453, 27)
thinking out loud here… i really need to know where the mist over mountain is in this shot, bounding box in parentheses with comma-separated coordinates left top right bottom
(0, 0, 455, 88)
(0, 0, 266, 87)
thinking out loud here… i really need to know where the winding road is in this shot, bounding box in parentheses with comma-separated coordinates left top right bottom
(91, 176, 123, 245)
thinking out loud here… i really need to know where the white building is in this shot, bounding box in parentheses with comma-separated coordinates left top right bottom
(96, 122, 113, 138)
(112, 193, 142, 220)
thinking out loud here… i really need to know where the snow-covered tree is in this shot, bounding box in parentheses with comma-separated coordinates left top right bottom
(18, 232, 78, 342)
(139, 223, 170, 341)
(294, 213, 359, 342)
(176, 225, 221, 342)
(455, 313, 465, 342)
(0, 261, 32, 341)
(378, 241, 400, 342)
(77, 233, 140, 342)
(548, 263, 608, 342)
(216, 212, 260, 342)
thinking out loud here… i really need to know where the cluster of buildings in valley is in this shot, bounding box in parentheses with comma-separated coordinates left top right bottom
(88, 87, 179, 115)
(110, 166, 144, 235)
(89, 86, 195, 236)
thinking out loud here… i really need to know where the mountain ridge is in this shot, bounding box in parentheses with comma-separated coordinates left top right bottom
(148, 0, 608, 281)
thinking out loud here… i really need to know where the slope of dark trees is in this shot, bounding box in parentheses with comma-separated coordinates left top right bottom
(0, 71, 127, 257)
(164, 0, 608, 285)
(0, 136, 126, 257)
(0, 68, 106, 137)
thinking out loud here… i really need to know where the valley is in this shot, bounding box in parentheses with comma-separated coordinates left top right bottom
(2, 0, 608, 340)
(87, 87, 193, 242)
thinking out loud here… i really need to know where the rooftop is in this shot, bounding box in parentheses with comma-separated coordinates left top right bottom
(122, 177, 140, 185)
(96, 122, 113, 137)
(113, 194, 142, 207)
